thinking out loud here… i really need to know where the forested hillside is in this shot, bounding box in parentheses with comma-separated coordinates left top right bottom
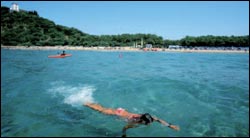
(1, 6, 249, 47)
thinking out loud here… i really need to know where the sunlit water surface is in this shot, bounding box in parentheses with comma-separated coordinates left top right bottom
(1, 49, 249, 137)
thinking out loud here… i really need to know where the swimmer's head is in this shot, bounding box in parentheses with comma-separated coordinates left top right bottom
(139, 113, 154, 125)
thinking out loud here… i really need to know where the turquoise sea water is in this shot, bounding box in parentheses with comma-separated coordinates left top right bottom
(1, 49, 249, 137)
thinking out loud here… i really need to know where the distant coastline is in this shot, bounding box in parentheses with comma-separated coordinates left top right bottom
(1, 46, 249, 54)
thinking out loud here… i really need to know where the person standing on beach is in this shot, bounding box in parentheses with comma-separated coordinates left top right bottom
(84, 102, 180, 137)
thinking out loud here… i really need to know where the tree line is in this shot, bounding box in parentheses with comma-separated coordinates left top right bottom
(1, 6, 249, 47)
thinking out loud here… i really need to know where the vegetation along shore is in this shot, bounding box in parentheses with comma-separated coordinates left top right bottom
(1, 6, 249, 51)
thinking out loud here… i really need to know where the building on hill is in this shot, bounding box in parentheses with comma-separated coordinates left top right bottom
(10, 3, 19, 12)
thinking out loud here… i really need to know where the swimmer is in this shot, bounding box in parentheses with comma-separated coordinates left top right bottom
(84, 102, 180, 137)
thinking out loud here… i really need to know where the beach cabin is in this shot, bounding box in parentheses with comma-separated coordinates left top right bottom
(10, 3, 19, 12)
(146, 44, 152, 48)
(168, 45, 182, 49)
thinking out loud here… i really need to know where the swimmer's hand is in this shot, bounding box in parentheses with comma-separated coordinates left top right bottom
(169, 124, 180, 131)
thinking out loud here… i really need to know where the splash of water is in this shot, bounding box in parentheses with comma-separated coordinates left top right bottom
(48, 81, 96, 107)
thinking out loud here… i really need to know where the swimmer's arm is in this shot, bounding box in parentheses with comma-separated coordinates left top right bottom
(84, 103, 116, 115)
(152, 116, 180, 131)
(122, 124, 138, 137)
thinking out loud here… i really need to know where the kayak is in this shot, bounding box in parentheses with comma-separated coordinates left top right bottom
(48, 54, 72, 58)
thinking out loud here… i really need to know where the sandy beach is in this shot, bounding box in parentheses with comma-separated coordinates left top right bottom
(1, 46, 249, 54)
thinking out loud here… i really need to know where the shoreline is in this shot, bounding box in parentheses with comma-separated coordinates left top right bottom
(1, 46, 249, 54)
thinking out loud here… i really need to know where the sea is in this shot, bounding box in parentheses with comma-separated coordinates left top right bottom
(1, 49, 249, 137)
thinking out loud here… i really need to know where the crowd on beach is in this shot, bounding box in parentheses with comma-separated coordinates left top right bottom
(1, 45, 249, 53)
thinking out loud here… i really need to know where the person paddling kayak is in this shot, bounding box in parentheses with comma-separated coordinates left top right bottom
(61, 50, 66, 56)
(84, 102, 180, 137)
(48, 51, 71, 58)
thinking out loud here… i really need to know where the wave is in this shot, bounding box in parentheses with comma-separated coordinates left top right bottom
(48, 81, 96, 107)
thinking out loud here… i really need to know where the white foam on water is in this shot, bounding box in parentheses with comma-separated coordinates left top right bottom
(64, 86, 95, 106)
(48, 81, 96, 107)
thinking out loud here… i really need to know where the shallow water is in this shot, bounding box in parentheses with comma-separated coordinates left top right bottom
(1, 49, 249, 137)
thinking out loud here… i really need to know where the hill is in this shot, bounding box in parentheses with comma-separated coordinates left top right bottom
(1, 6, 165, 47)
(1, 6, 89, 46)
(1, 6, 249, 47)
